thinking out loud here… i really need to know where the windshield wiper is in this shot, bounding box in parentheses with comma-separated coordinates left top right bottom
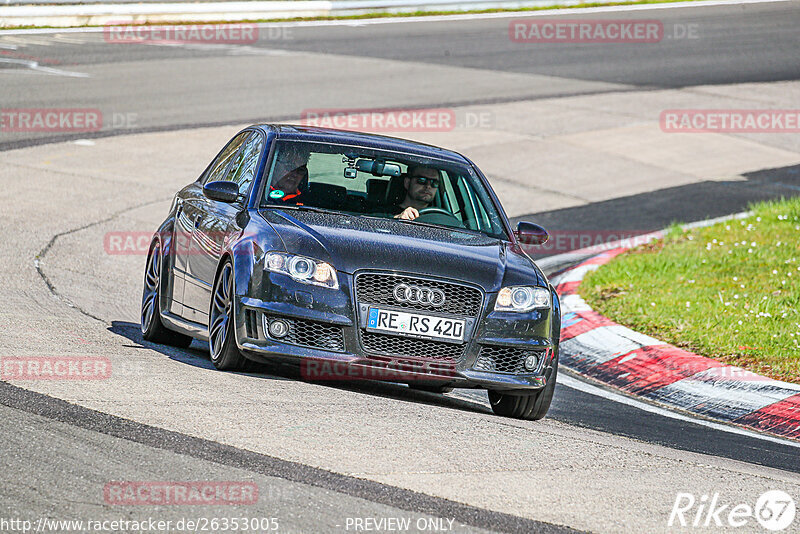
(390, 216, 485, 238)
(264, 205, 498, 239)
(262, 205, 344, 216)
(267, 205, 389, 220)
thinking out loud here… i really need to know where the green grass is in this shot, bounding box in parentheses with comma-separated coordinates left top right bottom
(580, 197, 800, 384)
(1, 0, 705, 30)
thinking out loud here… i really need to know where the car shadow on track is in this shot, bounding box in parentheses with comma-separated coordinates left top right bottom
(111, 320, 223, 372)
(109, 321, 492, 416)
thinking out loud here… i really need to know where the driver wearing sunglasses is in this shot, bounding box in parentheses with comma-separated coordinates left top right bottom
(394, 165, 441, 221)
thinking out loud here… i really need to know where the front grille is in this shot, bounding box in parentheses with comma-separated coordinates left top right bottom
(474, 345, 545, 374)
(361, 331, 465, 362)
(355, 273, 483, 317)
(265, 315, 345, 352)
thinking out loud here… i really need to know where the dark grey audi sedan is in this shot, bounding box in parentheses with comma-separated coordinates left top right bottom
(141, 124, 561, 420)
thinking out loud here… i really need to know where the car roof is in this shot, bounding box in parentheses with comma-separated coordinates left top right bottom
(253, 124, 470, 165)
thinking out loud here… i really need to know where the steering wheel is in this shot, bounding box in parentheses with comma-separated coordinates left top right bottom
(416, 207, 465, 228)
(417, 207, 453, 217)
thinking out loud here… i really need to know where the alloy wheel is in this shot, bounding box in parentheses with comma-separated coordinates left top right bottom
(209, 263, 233, 362)
(141, 243, 161, 333)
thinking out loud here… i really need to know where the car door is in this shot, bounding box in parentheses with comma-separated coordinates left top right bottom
(176, 131, 249, 323)
(182, 130, 265, 325)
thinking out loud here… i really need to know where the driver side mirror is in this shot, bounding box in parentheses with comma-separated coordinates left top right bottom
(515, 221, 549, 246)
(203, 181, 239, 203)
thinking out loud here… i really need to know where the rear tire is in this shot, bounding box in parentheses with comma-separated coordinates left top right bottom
(488, 355, 558, 421)
(141, 242, 193, 348)
(208, 259, 250, 371)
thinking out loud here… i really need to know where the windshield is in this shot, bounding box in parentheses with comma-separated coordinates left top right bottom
(260, 140, 508, 240)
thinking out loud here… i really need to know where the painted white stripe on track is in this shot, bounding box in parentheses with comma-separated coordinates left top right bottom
(692, 367, 800, 392)
(560, 293, 592, 312)
(649, 376, 800, 420)
(561, 324, 663, 365)
(555, 262, 599, 284)
(451, 376, 800, 448)
(558, 374, 800, 449)
(0, 57, 89, 77)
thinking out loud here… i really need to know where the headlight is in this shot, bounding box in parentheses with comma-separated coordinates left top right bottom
(264, 252, 338, 289)
(494, 286, 550, 312)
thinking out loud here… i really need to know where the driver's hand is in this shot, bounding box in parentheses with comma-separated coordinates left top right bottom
(395, 207, 419, 220)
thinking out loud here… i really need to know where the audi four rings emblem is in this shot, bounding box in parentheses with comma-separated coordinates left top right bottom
(393, 283, 446, 307)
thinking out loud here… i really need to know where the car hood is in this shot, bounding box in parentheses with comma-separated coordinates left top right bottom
(258, 209, 545, 291)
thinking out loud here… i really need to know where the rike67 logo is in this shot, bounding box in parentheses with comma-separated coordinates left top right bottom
(669, 490, 796, 531)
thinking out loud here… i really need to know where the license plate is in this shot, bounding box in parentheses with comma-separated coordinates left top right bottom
(366, 307, 465, 342)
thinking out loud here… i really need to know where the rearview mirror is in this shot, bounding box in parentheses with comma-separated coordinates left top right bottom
(203, 181, 239, 203)
(515, 221, 549, 246)
(355, 159, 401, 177)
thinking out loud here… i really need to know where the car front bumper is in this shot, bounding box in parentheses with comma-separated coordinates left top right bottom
(235, 284, 558, 392)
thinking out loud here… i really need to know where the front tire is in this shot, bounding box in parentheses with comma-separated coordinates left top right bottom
(208, 259, 249, 371)
(141, 242, 193, 348)
(488, 356, 558, 421)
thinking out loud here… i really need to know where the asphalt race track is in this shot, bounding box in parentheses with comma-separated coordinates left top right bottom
(1, 1, 800, 532)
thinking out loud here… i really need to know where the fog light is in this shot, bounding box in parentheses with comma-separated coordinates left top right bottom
(268, 319, 289, 339)
(524, 354, 539, 371)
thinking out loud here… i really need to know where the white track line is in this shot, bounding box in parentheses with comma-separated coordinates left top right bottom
(0, 57, 89, 76)
(451, 375, 800, 448)
(0, 0, 791, 35)
(558, 374, 800, 449)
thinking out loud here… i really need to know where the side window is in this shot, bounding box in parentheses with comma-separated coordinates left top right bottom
(202, 132, 248, 185)
(229, 132, 265, 195)
(453, 176, 480, 231)
(472, 190, 492, 232)
(439, 172, 463, 221)
(456, 174, 503, 237)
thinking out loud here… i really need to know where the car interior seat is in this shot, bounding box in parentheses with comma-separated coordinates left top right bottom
(385, 174, 407, 208)
(307, 182, 347, 209)
(366, 179, 389, 209)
